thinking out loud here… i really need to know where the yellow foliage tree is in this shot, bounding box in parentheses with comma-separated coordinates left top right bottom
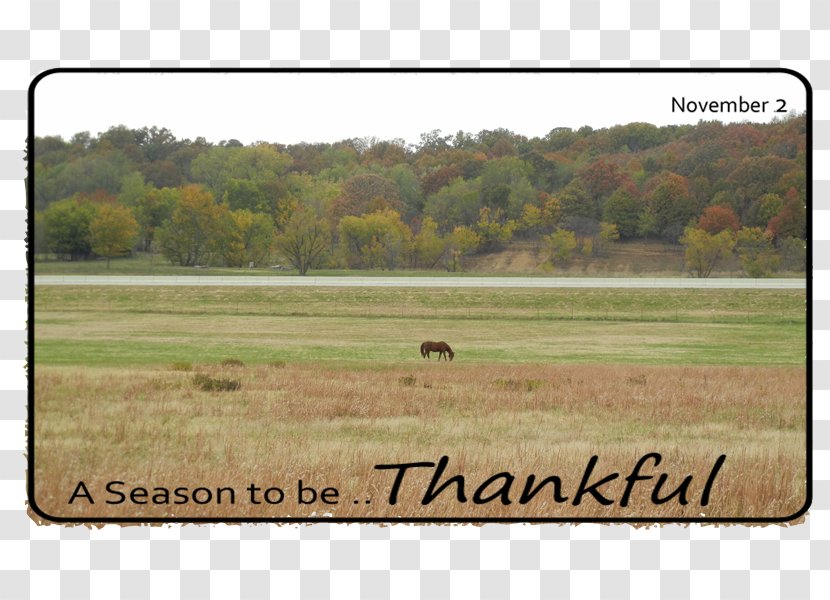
(88, 204, 138, 268)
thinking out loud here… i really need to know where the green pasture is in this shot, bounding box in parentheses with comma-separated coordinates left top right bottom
(33, 285, 806, 367)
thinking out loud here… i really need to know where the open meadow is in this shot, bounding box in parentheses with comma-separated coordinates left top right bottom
(32, 285, 807, 521)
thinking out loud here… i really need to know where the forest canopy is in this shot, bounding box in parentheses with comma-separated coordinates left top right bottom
(32, 116, 807, 275)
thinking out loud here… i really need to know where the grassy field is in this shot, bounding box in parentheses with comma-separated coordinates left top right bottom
(32, 285, 807, 521)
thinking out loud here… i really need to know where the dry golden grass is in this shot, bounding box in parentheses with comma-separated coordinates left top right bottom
(33, 362, 806, 521)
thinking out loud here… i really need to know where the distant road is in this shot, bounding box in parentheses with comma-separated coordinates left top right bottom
(33, 275, 806, 289)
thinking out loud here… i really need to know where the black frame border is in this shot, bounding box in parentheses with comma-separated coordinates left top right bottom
(26, 67, 813, 525)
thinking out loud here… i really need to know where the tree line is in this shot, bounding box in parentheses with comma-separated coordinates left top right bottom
(32, 116, 807, 275)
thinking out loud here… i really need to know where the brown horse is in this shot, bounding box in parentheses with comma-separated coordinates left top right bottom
(420, 341, 454, 361)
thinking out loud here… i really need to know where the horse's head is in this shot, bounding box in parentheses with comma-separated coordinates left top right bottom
(448, 349, 454, 361)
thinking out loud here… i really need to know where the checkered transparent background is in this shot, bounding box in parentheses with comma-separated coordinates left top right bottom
(1, 1, 828, 598)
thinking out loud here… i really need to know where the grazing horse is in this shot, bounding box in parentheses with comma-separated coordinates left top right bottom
(420, 341, 454, 361)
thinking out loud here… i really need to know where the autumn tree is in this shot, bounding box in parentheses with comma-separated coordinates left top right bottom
(697, 204, 740, 234)
(516, 203, 544, 237)
(329, 173, 403, 221)
(338, 209, 412, 270)
(744, 193, 784, 229)
(545, 229, 577, 266)
(156, 185, 227, 266)
(412, 217, 446, 269)
(594, 222, 620, 257)
(680, 227, 735, 278)
(275, 209, 331, 275)
(88, 204, 139, 268)
(444, 226, 481, 272)
(766, 188, 806, 241)
(219, 210, 275, 268)
(474, 207, 516, 252)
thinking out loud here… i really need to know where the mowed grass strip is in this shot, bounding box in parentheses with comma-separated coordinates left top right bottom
(34, 363, 806, 520)
(34, 285, 806, 325)
(34, 311, 805, 367)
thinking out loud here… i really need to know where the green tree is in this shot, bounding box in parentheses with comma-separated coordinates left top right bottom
(557, 179, 597, 222)
(647, 172, 698, 241)
(735, 227, 779, 278)
(778, 237, 805, 272)
(745, 193, 784, 229)
(388, 163, 424, 218)
(117, 171, 152, 207)
(88, 204, 139, 268)
(423, 178, 481, 233)
(223, 178, 270, 214)
(41, 196, 99, 260)
(190, 144, 293, 200)
(680, 227, 735, 278)
(479, 157, 532, 213)
(275, 209, 331, 275)
(132, 187, 179, 252)
(33, 211, 49, 256)
(603, 183, 644, 239)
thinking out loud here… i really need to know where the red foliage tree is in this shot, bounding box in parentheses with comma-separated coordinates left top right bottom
(697, 204, 740, 234)
(767, 188, 806, 240)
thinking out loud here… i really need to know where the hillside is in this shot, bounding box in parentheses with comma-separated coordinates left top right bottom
(32, 116, 807, 276)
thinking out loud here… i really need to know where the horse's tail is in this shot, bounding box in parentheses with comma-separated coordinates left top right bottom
(420, 342, 427, 358)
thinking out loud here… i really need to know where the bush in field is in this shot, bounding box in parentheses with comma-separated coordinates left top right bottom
(398, 375, 417, 387)
(221, 358, 245, 367)
(193, 373, 241, 392)
(171, 361, 192, 371)
(494, 378, 543, 392)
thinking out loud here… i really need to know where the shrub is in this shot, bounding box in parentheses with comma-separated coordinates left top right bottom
(398, 375, 417, 387)
(626, 374, 647, 386)
(221, 358, 245, 367)
(494, 378, 543, 392)
(171, 362, 193, 372)
(193, 374, 241, 392)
